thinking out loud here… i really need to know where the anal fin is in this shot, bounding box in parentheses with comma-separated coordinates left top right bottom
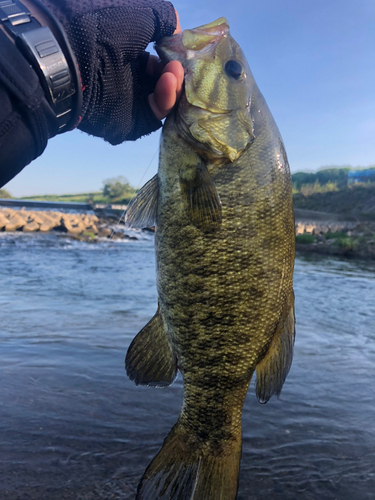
(125, 306, 177, 387)
(256, 290, 296, 403)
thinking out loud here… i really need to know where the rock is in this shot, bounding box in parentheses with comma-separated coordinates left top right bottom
(85, 224, 98, 234)
(28, 213, 45, 225)
(98, 227, 112, 237)
(62, 214, 77, 224)
(82, 215, 93, 226)
(5, 214, 25, 231)
(0, 212, 8, 229)
(40, 215, 59, 230)
(295, 223, 305, 235)
(112, 231, 125, 239)
(63, 221, 87, 233)
(39, 212, 61, 231)
(1, 208, 14, 217)
(23, 221, 40, 232)
(39, 222, 56, 232)
(45, 211, 62, 223)
(59, 214, 85, 233)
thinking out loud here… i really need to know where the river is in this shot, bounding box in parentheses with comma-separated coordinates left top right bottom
(0, 232, 374, 499)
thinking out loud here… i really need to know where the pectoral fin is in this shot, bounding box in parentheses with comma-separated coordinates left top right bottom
(125, 174, 158, 229)
(125, 306, 177, 387)
(179, 163, 222, 230)
(255, 291, 296, 404)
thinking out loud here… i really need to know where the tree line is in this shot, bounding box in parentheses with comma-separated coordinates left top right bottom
(292, 165, 375, 195)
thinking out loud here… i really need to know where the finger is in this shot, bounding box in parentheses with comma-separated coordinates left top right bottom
(146, 57, 184, 85)
(174, 9, 182, 34)
(162, 60, 184, 101)
(149, 72, 177, 120)
(149, 61, 184, 120)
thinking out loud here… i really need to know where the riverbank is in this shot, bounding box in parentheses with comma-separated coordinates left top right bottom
(293, 184, 375, 220)
(292, 183, 375, 259)
(0, 207, 131, 241)
(295, 211, 375, 259)
(1, 207, 375, 258)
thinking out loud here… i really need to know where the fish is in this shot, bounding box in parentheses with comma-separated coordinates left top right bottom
(125, 17, 295, 500)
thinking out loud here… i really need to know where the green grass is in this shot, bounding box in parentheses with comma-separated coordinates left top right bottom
(21, 192, 103, 203)
(324, 231, 347, 240)
(335, 236, 358, 250)
(21, 190, 136, 205)
(324, 231, 358, 250)
(82, 231, 97, 239)
(296, 234, 316, 244)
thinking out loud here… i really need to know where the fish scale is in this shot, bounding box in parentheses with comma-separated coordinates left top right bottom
(125, 17, 295, 500)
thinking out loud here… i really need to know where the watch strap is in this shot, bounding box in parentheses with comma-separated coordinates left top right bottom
(0, 0, 79, 133)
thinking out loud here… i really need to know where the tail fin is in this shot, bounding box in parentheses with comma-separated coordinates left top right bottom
(136, 422, 241, 500)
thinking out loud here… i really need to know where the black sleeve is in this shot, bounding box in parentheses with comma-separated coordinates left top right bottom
(0, 0, 177, 188)
(0, 31, 59, 188)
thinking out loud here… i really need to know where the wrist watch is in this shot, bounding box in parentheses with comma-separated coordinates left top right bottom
(0, 0, 81, 132)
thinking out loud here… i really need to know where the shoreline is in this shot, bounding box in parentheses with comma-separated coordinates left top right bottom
(0, 207, 129, 241)
(296, 242, 375, 260)
(1, 207, 374, 259)
(295, 217, 375, 260)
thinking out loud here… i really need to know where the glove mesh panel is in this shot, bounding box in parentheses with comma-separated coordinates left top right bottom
(39, 0, 176, 143)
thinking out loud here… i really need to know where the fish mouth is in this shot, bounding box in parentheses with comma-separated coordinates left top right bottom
(156, 17, 230, 64)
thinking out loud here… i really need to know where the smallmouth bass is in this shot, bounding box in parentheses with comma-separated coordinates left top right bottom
(125, 18, 295, 500)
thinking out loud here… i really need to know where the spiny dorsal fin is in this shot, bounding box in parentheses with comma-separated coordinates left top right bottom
(256, 290, 296, 404)
(179, 163, 222, 230)
(125, 306, 177, 387)
(125, 174, 158, 229)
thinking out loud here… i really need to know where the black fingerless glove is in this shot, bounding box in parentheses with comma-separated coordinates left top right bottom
(39, 0, 177, 144)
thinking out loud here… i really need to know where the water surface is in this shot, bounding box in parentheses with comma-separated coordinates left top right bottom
(0, 233, 374, 499)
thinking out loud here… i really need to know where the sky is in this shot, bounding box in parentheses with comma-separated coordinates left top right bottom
(4, 0, 374, 198)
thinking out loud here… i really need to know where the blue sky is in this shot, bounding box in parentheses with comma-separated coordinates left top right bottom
(5, 0, 374, 197)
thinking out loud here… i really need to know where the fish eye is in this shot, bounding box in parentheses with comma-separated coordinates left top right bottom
(224, 60, 243, 80)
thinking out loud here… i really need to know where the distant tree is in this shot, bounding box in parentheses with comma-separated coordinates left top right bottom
(316, 167, 350, 188)
(292, 172, 317, 190)
(86, 194, 95, 205)
(0, 188, 11, 198)
(102, 176, 134, 202)
(292, 166, 352, 191)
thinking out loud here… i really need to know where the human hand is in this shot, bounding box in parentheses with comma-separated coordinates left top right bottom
(148, 59, 184, 120)
(37, 0, 181, 144)
(147, 11, 184, 120)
